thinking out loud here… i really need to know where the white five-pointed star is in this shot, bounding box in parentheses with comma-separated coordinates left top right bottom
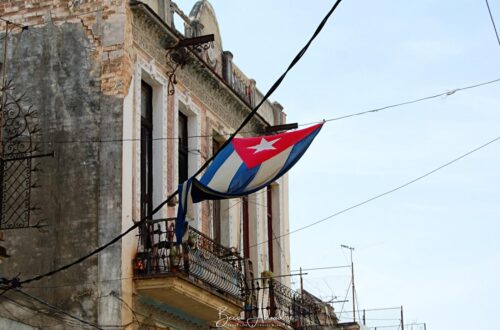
(247, 137, 281, 154)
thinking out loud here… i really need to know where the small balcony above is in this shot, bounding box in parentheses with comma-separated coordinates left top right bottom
(248, 277, 325, 329)
(133, 218, 247, 322)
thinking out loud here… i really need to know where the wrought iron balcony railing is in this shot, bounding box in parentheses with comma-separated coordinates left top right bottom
(255, 277, 323, 329)
(134, 218, 246, 301)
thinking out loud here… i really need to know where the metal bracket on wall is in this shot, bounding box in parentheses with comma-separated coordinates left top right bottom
(165, 34, 214, 95)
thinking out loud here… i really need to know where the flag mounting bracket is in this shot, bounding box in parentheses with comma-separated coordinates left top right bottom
(264, 123, 298, 134)
(165, 34, 215, 95)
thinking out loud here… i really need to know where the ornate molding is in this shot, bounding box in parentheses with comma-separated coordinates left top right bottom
(131, 7, 265, 134)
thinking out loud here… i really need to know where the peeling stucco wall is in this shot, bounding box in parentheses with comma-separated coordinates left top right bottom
(0, 1, 130, 327)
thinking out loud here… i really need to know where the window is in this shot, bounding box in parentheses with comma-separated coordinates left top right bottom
(140, 81, 153, 221)
(178, 112, 188, 184)
(267, 186, 274, 272)
(212, 138, 222, 244)
(242, 196, 250, 259)
(175, 99, 201, 226)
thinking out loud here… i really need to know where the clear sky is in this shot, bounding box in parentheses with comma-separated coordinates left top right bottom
(179, 1, 500, 329)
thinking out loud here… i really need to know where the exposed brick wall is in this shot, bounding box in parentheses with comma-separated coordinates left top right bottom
(0, 0, 133, 97)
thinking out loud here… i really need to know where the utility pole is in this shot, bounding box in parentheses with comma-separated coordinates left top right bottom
(400, 305, 404, 330)
(341, 244, 355, 323)
(299, 266, 304, 300)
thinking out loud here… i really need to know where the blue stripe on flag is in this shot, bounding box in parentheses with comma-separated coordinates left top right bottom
(191, 124, 323, 201)
(277, 127, 321, 178)
(227, 162, 260, 194)
(200, 143, 235, 185)
(176, 179, 192, 244)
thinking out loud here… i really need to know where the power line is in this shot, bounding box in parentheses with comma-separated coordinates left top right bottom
(0, 8, 106, 29)
(0, 76, 495, 145)
(4, 0, 344, 290)
(0, 17, 26, 29)
(250, 134, 500, 248)
(340, 307, 406, 313)
(485, 0, 500, 46)
(108, 291, 140, 327)
(301, 77, 500, 126)
(272, 228, 291, 275)
(338, 278, 352, 319)
(291, 265, 350, 272)
(15, 289, 104, 330)
(355, 286, 362, 322)
(22, 275, 135, 290)
(0, 293, 91, 328)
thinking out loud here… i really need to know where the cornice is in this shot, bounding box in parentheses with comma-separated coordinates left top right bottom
(129, 1, 269, 130)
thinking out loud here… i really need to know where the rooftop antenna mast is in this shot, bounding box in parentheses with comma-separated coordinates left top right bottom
(341, 244, 356, 323)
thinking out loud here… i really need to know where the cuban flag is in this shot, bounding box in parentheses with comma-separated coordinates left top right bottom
(176, 123, 323, 243)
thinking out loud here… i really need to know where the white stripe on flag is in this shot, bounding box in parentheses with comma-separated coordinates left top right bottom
(245, 146, 293, 191)
(207, 150, 244, 192)
(181, 181, 188, 206)
(186, 181, 193, 219)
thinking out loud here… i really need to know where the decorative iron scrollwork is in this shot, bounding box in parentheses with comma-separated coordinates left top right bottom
(134, 218, 246, 301)
(0, 80, 45, 230)
(165, 35, 215, 95)
(191, 41, 213, 53)
(261, 278, 323, 328)
(166, 47, 189, 96)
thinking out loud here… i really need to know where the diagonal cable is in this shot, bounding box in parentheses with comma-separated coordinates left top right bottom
(15, 0, 344, 288)
(15, 289, 103, 330)
(485, 0, 500, 46)
(250, 134, 500, 248)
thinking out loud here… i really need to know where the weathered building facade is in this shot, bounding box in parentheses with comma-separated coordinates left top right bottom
(0, 1, 325, 329)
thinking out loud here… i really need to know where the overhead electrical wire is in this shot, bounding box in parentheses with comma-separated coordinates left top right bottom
(22, 275, 135, 290)
(340, 306, 402, 313)
(250, 134, 500, 249)
(1, 0, 345, 290)
(291, 265, 350, 272)
(14, 289, 104, 330)
(0, 294, 93, 328)
(0, 8, 106, 29)
(338, 278, 352, 319)
(301, 77, 500, 126)
(355, 288, 362, 322)
(485, 0, 500, 46)
(4, 0, 498, 301)
(0, 295, 38, 321)
(2, 76, 496, 145)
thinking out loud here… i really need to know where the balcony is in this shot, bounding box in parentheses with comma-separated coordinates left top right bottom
(247, 277, 323, 329)
(134, 218, 246, 322)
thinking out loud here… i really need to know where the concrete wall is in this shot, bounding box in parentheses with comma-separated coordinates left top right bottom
(0, 0, 291, 328)
(0, 1, 130, 328)
(0, 316, 37, 330)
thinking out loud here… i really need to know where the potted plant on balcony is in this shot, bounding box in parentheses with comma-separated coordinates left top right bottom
(169, 245, 182, 272)
(261, 270, 274, 281)
(187, 232, 197, 248)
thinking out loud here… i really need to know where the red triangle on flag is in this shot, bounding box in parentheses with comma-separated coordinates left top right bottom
(232, 123, 322, 169)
